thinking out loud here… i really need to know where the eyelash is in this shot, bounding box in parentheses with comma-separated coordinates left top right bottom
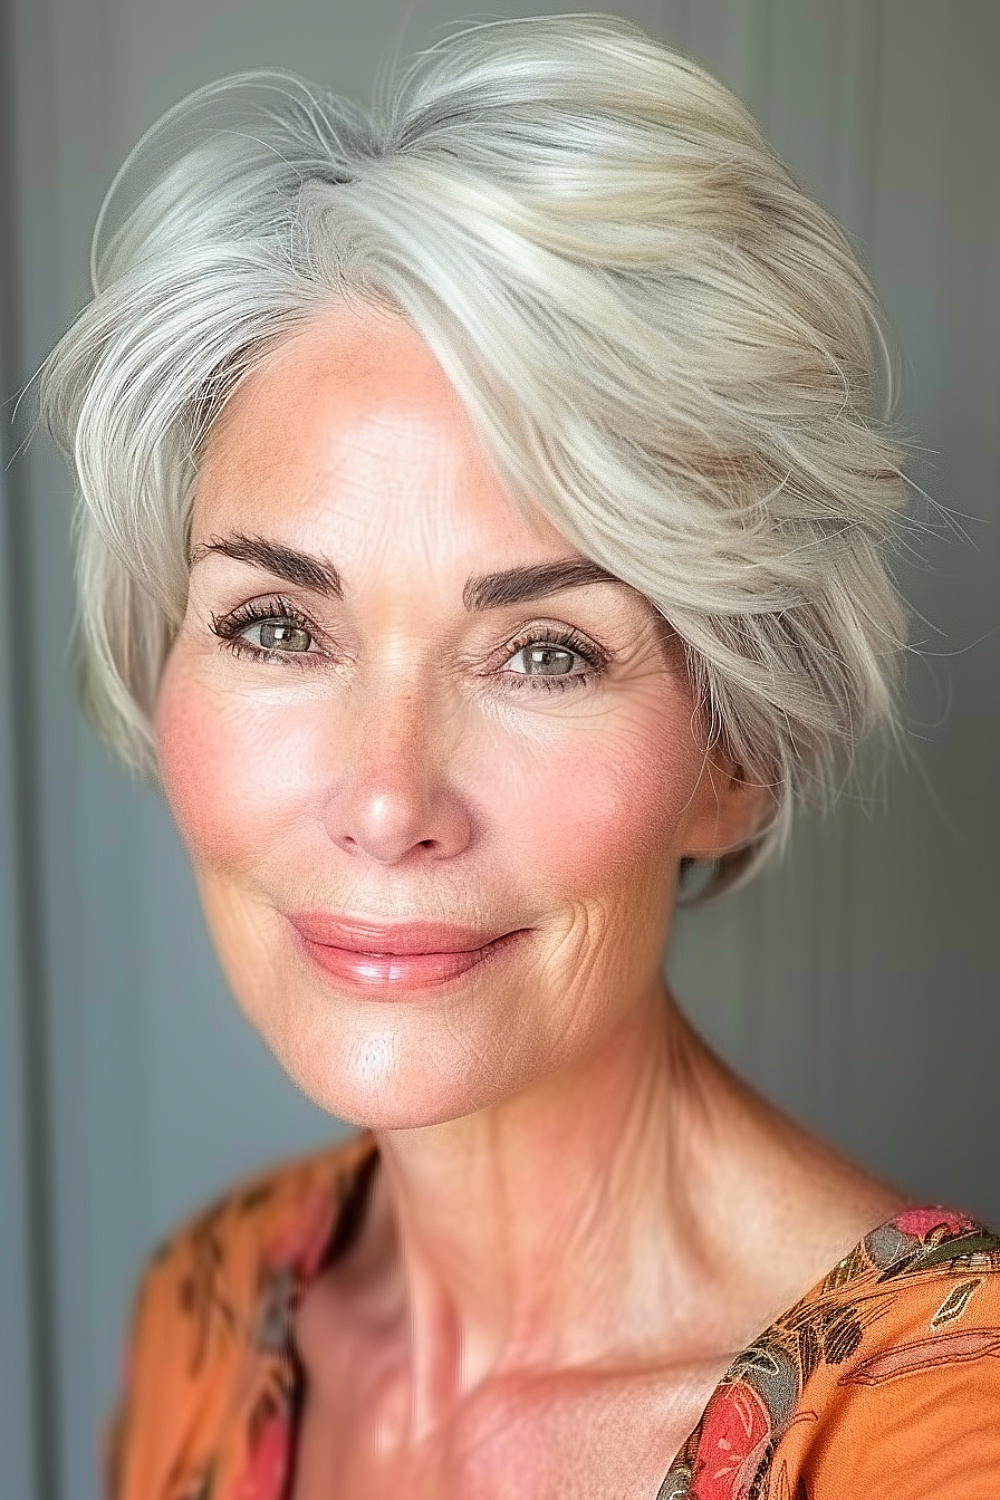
(207, 595, 609, 694)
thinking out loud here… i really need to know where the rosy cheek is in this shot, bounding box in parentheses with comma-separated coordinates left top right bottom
(498, 708, 699, 895)
(154, 652, 235, 862)
(153, 648, 320, 868)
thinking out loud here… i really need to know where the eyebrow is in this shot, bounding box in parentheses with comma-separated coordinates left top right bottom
(188, 531, 631, 611)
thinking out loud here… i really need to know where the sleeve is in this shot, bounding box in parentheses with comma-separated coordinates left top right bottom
(798, 1335, 1000, 1500)
(93, 1142, 353, 1500)
(95, 1232, 208, 1500)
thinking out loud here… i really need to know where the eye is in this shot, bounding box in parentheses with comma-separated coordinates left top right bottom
(252, 618, 312, 651)
(499, 626, 608, 693)
(209, 597, 322, 666)
(208, 598, 610, 693)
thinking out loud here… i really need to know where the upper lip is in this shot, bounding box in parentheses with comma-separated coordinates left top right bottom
(286, 912, 516, 955)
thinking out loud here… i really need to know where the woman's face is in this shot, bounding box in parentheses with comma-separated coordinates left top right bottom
(155, 302, 756, 1127)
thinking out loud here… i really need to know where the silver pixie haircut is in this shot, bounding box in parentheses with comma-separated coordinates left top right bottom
(36, 12, 922, 904)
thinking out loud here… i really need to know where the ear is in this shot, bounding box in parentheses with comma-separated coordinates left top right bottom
(679, 747, 773, 862)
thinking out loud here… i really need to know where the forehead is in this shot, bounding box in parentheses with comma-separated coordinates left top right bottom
(193, 302, 569, 562)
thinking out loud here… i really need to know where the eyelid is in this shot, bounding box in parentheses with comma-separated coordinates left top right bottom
(492, 623, 607, 668)
(211, 594, 612, 649)
(211, 594, 320, 632)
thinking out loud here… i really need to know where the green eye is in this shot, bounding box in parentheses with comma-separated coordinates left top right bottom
(210, 599, 610, 693)
(499, 627, 608, 693)
(253, 619, 313, 652)
(209, 596, 321, 666)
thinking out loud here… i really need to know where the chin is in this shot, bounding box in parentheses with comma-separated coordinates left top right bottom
(255, 999, 521, 1132)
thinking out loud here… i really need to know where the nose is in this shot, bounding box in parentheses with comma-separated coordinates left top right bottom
(321, 670, 474, 865)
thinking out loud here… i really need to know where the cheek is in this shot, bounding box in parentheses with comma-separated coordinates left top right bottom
(493, 693, 704, 897)
(153, 647, 323, 868)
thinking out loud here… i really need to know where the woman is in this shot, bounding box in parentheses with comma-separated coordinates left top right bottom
(36, 14, 999, 1500)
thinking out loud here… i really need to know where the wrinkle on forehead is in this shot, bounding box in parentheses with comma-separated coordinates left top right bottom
(194, 306, 569, 574)
(201, 308, 500, 486)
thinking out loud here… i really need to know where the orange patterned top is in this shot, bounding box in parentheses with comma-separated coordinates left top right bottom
(103, 1128, 1000, 1500)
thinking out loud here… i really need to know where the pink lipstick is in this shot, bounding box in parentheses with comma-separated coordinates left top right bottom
(286, 913, 526, 993)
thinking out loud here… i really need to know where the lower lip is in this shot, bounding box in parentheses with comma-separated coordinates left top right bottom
(293, 928, 526, 993)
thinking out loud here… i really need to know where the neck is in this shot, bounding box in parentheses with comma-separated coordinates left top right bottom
(357, 984, 757, 1429)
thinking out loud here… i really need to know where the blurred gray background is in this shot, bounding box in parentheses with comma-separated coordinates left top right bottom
(1, 2, 997, 1498)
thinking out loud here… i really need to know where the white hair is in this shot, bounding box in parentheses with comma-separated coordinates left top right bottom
(34, 11, 925, 903)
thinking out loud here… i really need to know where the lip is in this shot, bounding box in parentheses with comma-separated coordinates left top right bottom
(285, 913, 527, 994)
(292, 930, 524, 991)
(285, 912, 516, 955)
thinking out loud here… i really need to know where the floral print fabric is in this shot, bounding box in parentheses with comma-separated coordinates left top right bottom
(658, 1204, 1000, 1498)
(103, 1130, 1000, 1500)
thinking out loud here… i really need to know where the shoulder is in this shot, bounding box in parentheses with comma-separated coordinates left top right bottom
(663, 1205, 1000, 1500)
(142, 1126, 376, 1291)
(765, 1206, 1000, 1498)
(124, 1127, 376, 1362)
(102, 1129, 376, 1500)
(797, 1206, 1000, 1498)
